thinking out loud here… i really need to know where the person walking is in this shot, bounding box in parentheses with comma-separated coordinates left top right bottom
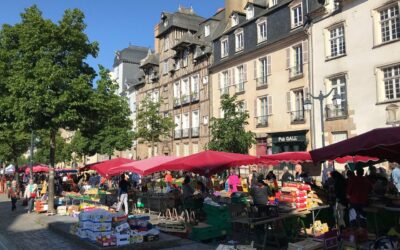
(116, 173, 130, 215)
(24, 179, 38, 213)
(8, 180, 19, 212)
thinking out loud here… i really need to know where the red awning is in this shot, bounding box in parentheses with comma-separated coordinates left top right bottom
(87, 158, 134, 177)
(156, 150, 258, 176)
(260, 151, 312, 164)
(25, 165, 49, 174)
(107, 156, 179, 177)
(333, 155, 379, 164)
(310, 127, 400, 163)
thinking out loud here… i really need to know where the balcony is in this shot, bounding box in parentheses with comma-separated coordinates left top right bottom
(182, 128, 189, 138)
(174, 129, 182, 139)
(235, 81, 245, 94)
(256, 115, 268, 128)
(289, 65, 303, 80)
(191, 92, 199, 103)
(290, 110, 306, 124)
(325, 104, 347, 120)
(220, 86, 229, 96)
(256, 76, 268, 90)
(191, 127, 200, 137)
(181, 95, 190, 105)
(173, 97, 181, 108)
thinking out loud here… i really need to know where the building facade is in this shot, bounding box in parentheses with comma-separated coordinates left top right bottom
(210, 0, 324, 156)
(111, 45, 149, 159)
(309, 0, 400, 149)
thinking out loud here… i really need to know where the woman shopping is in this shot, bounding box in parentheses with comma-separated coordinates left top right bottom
(24, 179, 38, 213)
(8, 180, 20, 212)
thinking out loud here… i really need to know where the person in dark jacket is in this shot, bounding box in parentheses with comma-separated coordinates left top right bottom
(331, 171, 348, 229)
(281, 166, 294, 182)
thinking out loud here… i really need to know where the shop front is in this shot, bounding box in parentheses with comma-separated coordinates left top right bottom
(270, 130, 308, 154)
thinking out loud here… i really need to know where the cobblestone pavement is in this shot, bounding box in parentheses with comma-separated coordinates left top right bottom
(0, 194, 83, 250)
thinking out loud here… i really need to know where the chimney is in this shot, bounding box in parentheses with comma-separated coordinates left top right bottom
(154, 23, 160, 53)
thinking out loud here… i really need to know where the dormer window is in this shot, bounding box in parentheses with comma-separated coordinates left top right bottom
(291, 1, 303, 28)
(221, 36, 229, 58)
(163, 19, 168, 27)
(235, 28, 244, 52)
(204, 25, 210, 37)
(269, 0, 278, 7)
(246, 5, 254, 20)
(256, 17, 267, 43)
(231, 14, 239, 27)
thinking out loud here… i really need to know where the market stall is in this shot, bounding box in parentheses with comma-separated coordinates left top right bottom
(85, 157, 135, 177)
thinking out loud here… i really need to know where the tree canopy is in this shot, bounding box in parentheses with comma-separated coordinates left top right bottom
(207, 94, 255, 154)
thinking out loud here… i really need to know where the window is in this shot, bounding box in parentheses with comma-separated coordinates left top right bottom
(269, 0, 278, 7)
(328, 25, 346, 58)
(221, 37, 229, 58)
(231, 14, 239, 27)
(332, 132, 348, 143)
(256, 57, 268, 87)
(173, 81, 180, 106)
(174, 114, 182, 139)
(162, 61, 168, 75)
(183, 143, 190, 156)
(386, 104, 399, 124)
(287, 89, 305, 123)
(383, 65, 400, 100)
(326, 75, 347, 119)
(246, 5, 254, 20)
(151, 89, 159, 102)
(257, 18, 267, 43)
(237, 101, 247, 113)
(291, 4, 303, 28)
(220, 70, 230, 95)
(204, 25, 210, 37)
(379, 5, 400, 43)
(289, 44, 303, 78)
(236, 65, 246, 93)
(235, 29, 244, 52)
(164, 35, 169, 51)
(192, 143, 199, 154)
(203, 76, 209, 85)
(203, 115, 209, 125)
(191, 75, 199, 101)
(256, 96, 272, 127)
(220, 108, 225, 119)
(175, 144, 180, 157)
(182, 49, 189, 67)
(181, 78, 190, 104)
(191, 110, 199, 137)
(182, 113, 189, 137)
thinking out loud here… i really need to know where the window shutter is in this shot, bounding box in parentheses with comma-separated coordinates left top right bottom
(232, 68, 236, 85)
(286, 48, 291, 69)
(268, 96, 273, 115)
(218, 73, 221, 89)
(286, 92, 292, 112)
(254, 60, 257, 79)
(228, 69, 232, 86)
(303, 40, 309, 64)
(267, 55, 271, 75)
(243, 64, 247, 81)
(254, 99, 258, 117)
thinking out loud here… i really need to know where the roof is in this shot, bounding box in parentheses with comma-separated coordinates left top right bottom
(156, 7, 205, 38)
(140, 49, 160, 68)
(113, 45, 149, 67)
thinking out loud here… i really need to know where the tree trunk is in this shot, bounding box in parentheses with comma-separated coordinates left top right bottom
(13, 157, 19, 189)
(48, 130, 56, 214)
(151, 139, 155, 157)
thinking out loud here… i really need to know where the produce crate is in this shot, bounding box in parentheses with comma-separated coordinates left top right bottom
(189, 223, 215, 241)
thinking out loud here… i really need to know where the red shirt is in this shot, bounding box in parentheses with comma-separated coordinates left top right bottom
(165, 174, 172, 183)
(347, 176, 372, 206)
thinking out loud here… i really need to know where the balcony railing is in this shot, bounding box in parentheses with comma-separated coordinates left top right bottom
(191, 127, 200, 137)
(191, 92, 199, 102)
(325, 104, 347, 119)
(235, 81, 245, 93)
(290, 110, 305, 124)
(181, 95, 190, 105)
(220, 86, 229, 95)
(182, 128, 189, 138)
(173, 97, 181, 107)
(289, 65, 303, 79)
(174, 129, 182, 139)
(256, 115, 268, 128)
(256, 76, 268, 89)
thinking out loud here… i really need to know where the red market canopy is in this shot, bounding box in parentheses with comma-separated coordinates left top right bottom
(310, 127, 400, 163)
(333, 155, 379, 164)
(107, 156, 180, 177)
(260, 151, 312, 165)
(25, 165, 49, 174)
(156, 150, 258, 176)
(87, 158, 134, 177)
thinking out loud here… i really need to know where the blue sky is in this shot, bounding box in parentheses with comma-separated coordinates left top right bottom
(0, 0, 224, 72)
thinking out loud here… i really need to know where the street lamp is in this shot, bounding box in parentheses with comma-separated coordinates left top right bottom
(304, 89, 342, 147)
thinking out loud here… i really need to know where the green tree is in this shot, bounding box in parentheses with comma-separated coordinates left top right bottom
(207, 94, 255, 154)
(0, 6, 98, 213)
(134, 96, 175, 157)
(33, 131, 72, 165)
